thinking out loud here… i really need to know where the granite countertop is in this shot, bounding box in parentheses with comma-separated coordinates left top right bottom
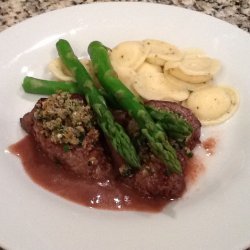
(0, 0, 249, 33)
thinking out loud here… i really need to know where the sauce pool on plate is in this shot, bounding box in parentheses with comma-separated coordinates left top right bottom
(9, 135, 205, 212)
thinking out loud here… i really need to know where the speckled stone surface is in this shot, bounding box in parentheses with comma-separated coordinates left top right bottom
(0, 0, 249, 33)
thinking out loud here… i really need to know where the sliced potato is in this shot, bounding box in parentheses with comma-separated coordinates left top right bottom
(143, 39, 183, 66)
(112, 65, 138, 94)
(133, 72, 166, 100)
(80, 59, 94, 76)
(165, 54, 221, 84)
(79, 59, 100, 87)
(136, 62, 162, 74)
(164, 72, 213, 91)
(48, 58, 74, 82)
(146, 55, 166, 66)
(184, 86, 239, 125)
(110, 41, 149, 70)
(133, 72, 189, 101)
(163, 79, 190, 102)
(179, 54, 221, 76)
(48, 40, 239, 127)
(168, 68, 213, 84)
(48, 58, 99, 85)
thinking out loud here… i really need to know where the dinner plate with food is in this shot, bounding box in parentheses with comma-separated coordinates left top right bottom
(0, 2, 249, 250)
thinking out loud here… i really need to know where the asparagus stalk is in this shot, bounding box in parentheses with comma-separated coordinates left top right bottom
(145, 106, 192, 143)
(88, 41, 182, 174)
(22, 76, 79, 95)
(56, 39, 140, 172)
(22, 76, 118, 106)
(22, 76, 192, 144)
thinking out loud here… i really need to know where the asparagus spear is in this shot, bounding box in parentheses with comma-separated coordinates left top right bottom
(145, 106, 192, 144)
(23, 76, 192, 145)
(22, 76, 79, 95)
(56, 39, 140, 172)
(88, 41, 182, 174)
(22, 76, 118, 106)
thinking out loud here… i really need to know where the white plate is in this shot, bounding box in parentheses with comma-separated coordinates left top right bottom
(0, 2, 250, 250)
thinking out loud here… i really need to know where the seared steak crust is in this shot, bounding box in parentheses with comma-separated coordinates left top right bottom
(113, 101, 201, 198)
(21, 96, 201, 199)
(146, 100, 201, 150)
(20, 97, 113, 180)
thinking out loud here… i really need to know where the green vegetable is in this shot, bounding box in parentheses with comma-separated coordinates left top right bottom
(56, 39, 140, 173)
(88, 41, 182, 174)
(22, 77, 192, 145)
(22, 76, 118, 107)
(145, 106, 192, 144)
(63, 144, 70, 152)
(22, 76, 79, 95)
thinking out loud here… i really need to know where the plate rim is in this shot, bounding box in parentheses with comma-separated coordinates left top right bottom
(0, 2, 250, 250)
